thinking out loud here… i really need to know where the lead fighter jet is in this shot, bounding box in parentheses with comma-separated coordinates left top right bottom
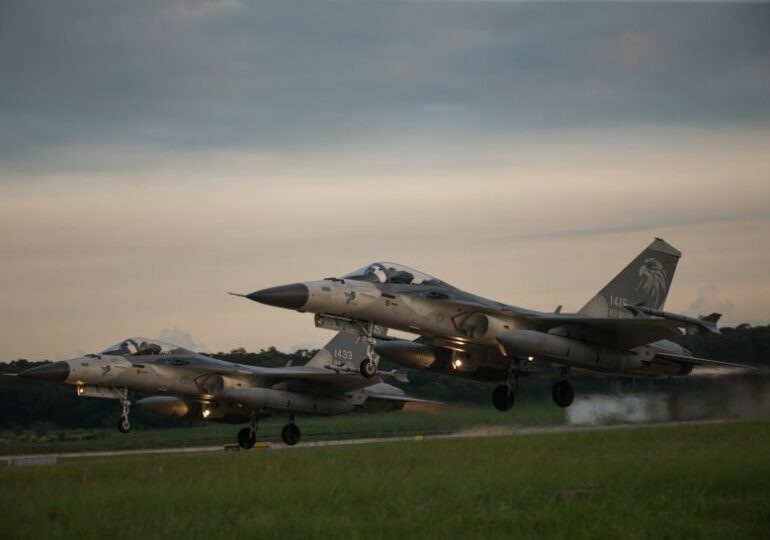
(16, 331, 435, 447)
(241, 239, 745, 411)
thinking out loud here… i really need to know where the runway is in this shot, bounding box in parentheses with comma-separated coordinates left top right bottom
(1, 418, 739, 466)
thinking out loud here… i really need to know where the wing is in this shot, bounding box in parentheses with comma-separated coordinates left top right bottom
(243, 366, 383, 394)
(357, 382, 443, 409)
(522, 314, 684, 349)
(652, 352, 756, 370)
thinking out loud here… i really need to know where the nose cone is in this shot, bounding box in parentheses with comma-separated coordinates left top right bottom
(18, 361, 70, 382)
(247, 283, 309, 310)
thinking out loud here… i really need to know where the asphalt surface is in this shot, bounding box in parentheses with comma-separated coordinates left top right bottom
(0, 419, 737, 466)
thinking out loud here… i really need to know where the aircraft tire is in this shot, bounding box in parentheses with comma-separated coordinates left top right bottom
(281, 423, 301, 446)
(359, 358, 377, 378)
(117, 416, 131, 434)
(492, 385, 514, 412)
(552, 380, 575, 408)
(237, 427, 257, 449)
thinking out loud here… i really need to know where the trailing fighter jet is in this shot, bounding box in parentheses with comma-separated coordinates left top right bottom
(241, 238, 747, 412)
(15, 332, 435, 447)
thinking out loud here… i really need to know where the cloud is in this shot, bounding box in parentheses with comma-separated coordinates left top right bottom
(686, 286, 735, 319)
(1, 2, 769, 360)
(1, 1, 769, 166)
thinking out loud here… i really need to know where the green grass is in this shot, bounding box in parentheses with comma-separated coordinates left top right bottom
(1, 421, 769, 539)
(0, 402, 564, 455)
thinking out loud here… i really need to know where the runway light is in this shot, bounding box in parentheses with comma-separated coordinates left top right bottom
(202, 408, 211, 418)
(527, 356, 534, 362)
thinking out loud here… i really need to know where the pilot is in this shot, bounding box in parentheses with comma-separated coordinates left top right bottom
(386, 267, 414, 284)
(362, 263, 388, 283)
(139, 341, 162, 355)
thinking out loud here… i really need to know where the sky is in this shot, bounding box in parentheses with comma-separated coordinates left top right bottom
(1, 1, 769, 360)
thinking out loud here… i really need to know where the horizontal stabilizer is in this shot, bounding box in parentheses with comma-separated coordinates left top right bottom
(363, 392, 444, 405)
(654, 352, 755, 370)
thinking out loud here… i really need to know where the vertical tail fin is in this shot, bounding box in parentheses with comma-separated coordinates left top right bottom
(304, 327, 387, 370)
(578, 238, 681, 318)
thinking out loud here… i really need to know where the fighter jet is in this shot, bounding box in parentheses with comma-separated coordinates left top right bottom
(16, 332, 436, 447)
(241, 238, 746, 412)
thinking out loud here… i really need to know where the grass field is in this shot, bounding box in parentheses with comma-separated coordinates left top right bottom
(2, 420, 769, 539)
(0, 402, 564, 455)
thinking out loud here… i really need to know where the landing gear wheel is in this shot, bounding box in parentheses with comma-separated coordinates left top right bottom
(117, 415, 131, 433)
(359, 358, 377, 378)
(237, 427, 257, 449)
(552, 380, 575, 408)
(281, 423, 301, 446)
(492, 385, 515, 412)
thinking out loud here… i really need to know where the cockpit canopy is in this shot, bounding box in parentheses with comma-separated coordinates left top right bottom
(100, 338, 188, 357)
(343, 262, 444, 286)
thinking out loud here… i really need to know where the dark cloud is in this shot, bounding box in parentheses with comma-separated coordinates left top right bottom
(1, 1, 769, 164)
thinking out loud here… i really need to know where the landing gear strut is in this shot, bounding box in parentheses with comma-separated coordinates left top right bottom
(117, 389, 131, 433)
(357, 321, 379, 378)
(492, 366, 518, 412)
(552, 375, 575, 408)
(237, 411, 259, 449)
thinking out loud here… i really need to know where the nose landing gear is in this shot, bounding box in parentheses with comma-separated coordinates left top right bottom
(356, 321, 379, 379)
(116, 390, 131, 433)
(359, 357, 378, 378)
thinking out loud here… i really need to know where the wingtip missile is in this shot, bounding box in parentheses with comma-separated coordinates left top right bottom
(623, 304, 721, 335)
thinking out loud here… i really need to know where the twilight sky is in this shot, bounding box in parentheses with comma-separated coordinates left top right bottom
(1, 1, 769, 360)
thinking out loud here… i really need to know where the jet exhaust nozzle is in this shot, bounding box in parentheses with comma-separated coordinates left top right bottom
(246, 283, 309, 310)
(17, 361, 70, 382)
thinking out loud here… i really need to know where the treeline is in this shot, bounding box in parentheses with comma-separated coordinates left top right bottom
(675, 324, 770, 366)
(1, 324, 767, 430)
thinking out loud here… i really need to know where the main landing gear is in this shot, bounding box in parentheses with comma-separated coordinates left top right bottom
(552, 369, 574, 408)
(236, 413, 302, 449)
(237, 411, 259, 449)
(280, 413, 301, 446)
(492, 385, 514, 411)
(492, 367, 518, 412)
(117, 389, 131, 433)
(281, 422, 301, 446)
(491, 366, 576, 410)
